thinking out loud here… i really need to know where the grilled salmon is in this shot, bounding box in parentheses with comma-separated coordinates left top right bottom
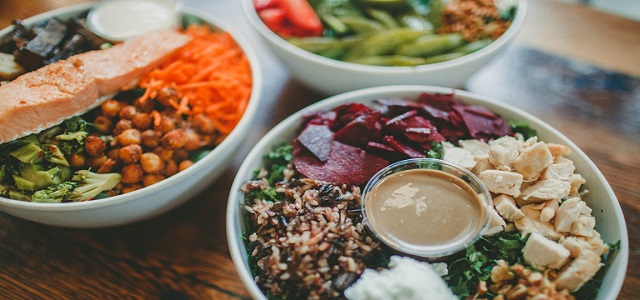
(0, 29, 191, 144)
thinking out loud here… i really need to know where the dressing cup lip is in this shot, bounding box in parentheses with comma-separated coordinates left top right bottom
(361, 158, 493, 258)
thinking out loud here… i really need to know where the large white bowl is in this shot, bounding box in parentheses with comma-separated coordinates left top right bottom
(227, 85, 628, 299)
(0, 4, 263, 228)
(240, 0, 527, 95)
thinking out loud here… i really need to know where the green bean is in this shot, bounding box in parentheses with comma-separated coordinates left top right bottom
(366, 8, 399, 29)
(355, 0, 408, 8)
(453, 39, 492, 54)
(288, 35, 368, 54)
(394, 33, 464, 57)
(346, 55, 427, 66)
(343, 28, 428, 61)
(321, 14, 350, 35)
(319, 48, 348, 59)
(423, 52, 466, 64)
(337, 15, 384, 33)
(398, 14, 433, 31)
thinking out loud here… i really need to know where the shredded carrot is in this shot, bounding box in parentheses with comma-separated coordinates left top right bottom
(138, 25, 252, 137)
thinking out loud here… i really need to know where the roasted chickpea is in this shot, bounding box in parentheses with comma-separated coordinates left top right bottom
(122, 184, 143, 194)
(107, 148, 120, 160)
(68, 153, 86, 168)
(131, 113, 152, 130)
(93, 115, 113, 134)
(121, 164, 143, 184)
(163, 159, 178, 177)
(101, 99, 123, 118)
(87, 154, 108, 169)
(118, 105, 137, 120)
(117, 129, 141, 146)
(192, 113, 215, 134)
(183, 130, 201, 151)
(119, 144, 143, 164)
(153, 147, 173, 161)
(134, 97, 155, 113)
(140, 152, 164, 174)
(142, 174, 166, 187)
(97, 158, 118, 173)
(172, 149, 188, 162)
(113, 119, 133, 136)
(156, 86, 178, 107)
(154, 116, 175, 134)
(161, 129, 186, 149)
(141, 130, 161, 149)
(178, 160, 194, 171)
(85, 135, 107, 157)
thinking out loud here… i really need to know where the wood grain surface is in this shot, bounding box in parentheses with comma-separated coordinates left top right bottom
(0, 0, 638, 299)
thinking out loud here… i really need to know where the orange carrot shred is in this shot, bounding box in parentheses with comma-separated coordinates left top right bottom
(138, 25, 252, 138)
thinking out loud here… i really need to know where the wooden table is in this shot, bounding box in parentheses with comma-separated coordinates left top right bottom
(0, 0, 638, 298)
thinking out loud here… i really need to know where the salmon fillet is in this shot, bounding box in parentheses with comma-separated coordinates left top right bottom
(0, 29, 191, 144)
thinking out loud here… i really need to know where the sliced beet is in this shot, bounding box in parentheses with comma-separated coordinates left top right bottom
(303, 110, 337, 127)
(334, 110, 381, 148)
(296, 124, 334, 162)
(382, 135, 426, 159)
(294, 140, 389, 186)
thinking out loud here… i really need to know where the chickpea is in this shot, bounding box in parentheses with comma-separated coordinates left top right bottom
(117, 129, 141, 146)
(178, 160, 194, 171)
(122, 184, 143, 194)
(119, 144, 143, 164)
(153, 147, 173, 161)
(121, 164, 143, 184)
(172, 149, 188, 162)
(97, 158, 118, 173)
(101, 99, 123, 118)
(107, 148, 120, 160)
(68, 153, 86, 168)
(85, 135, 107, 157)
(93, 115, 113, 134)
(134, 97, 155, 113)
(113, 119, 133, 136)
(183, 130, 201, 151)
(161, 129, 186, 149)
(140, 152, 164, 174)
(131, 113, 152, 130)
(141, 130, 161, 149)
(154, 116, 175, 134)
(163, 159, 178, 177)
(118, 105, 137, 120)
(193, 113, 215, 134)
(142, 174, 166, 187)
(87, 154, 108, 169)
(156, 86, 178, 107)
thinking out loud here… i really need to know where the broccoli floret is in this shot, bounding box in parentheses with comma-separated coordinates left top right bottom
(10, 142, 44, 164)
(68, 170, 121, 201)
(32, 181, 78, 203)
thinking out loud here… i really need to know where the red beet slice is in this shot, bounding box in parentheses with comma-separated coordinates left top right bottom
(294, 140, 389, 186)
(296, 124, 334, 162)
(334, 110, 381, 148)
(382, 135, 426, 159)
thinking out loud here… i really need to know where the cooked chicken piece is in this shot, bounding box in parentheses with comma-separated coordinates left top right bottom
(570, 173, 586, 196)
(471, 156, 493, 176)
(543, 159, 575, 182)
(483, 206, 506, 236)
(546, 143, 572, 161)
(554, 197, 584, 233)
(570, 215, 596, 237)
(520, 179, 571, 203)
(513, 142, 553, 181)
(515, 205, 563, 241)
(443, 142, 477, 170)
(561, 236, 609, 258)
(479, 170, 523, 197)
(488, 136, 521, 171)
(493, 194, 524, 222)
(522, 232, 570, 270)
(540, 200, 559, 222)
(555, 250, 602, 291)
(459, 139, 490, 156)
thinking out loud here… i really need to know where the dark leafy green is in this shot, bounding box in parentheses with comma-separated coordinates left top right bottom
(509, 120, 537, 140)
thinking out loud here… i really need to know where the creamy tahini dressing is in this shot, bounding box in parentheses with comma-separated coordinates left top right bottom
(88, 0, 178, 41)
(365, 169, 484, 249)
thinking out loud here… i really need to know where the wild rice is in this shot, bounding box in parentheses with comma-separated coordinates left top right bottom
(438, 0, 512, 42)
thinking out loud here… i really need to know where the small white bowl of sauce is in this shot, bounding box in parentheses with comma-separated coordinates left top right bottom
(362, 158, 492, 258)
(87, 0, 180, 41)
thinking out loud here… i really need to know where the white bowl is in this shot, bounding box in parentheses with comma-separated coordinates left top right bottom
(240, 0, 527, 95)
(227, 85, 628, 299)
(0, 4, 263, 228)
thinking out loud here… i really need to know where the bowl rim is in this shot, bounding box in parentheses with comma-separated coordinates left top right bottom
(240, 0, 528, 73)
(0, 3, 263, 211)
(226, 85, 628, 300)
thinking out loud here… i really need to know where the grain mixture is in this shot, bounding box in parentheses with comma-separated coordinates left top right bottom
(438, 0, 512, 41)
(242, 173, 387, 299)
